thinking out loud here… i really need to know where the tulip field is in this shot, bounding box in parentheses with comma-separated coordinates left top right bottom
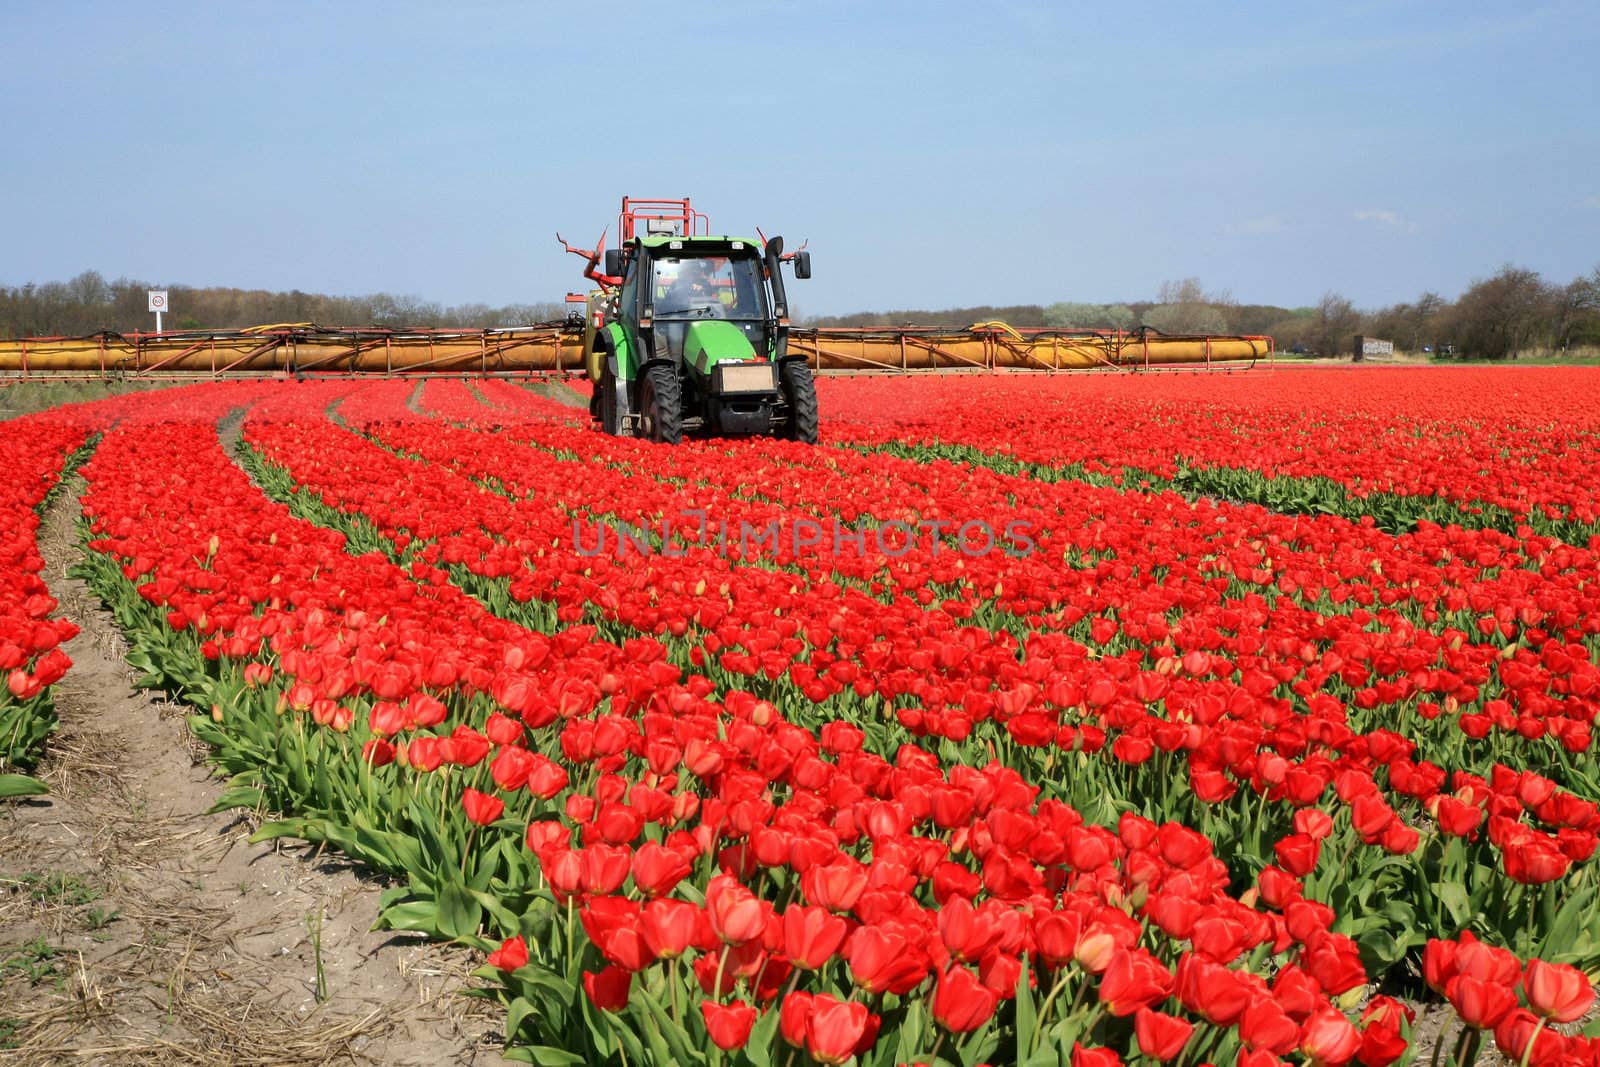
(4, 365, 1600, 1067)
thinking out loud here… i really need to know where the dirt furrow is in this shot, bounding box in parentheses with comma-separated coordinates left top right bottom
(0, 464, 506, 1066)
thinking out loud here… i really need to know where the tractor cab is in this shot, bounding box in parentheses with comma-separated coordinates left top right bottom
(559, 197, 817, 444)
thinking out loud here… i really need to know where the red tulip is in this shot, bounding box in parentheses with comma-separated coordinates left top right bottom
(1272, 965, 1322, 1021)
(489, 745, 535, 791)
(932, 965, 998, 1033)
(1421, 937, 1458, 996)
(1176, 954, 1252, 1027)
(1349, 794, 1396, 843)
(847, 925, 930, 995)
(1300, 1006, 1363, 1066)
(1454, 936, 1521, 985)
(980, 949, 1021, 998)
(1033, 908, 1083, 968)
(1073, 1044, 1124, 1067)
(1523, 958, 1595, 1022)
(1494, 1008, 1566, 1066)
(1156, 823, 1212, 868)
(583, 965, 632, 1012)
(1190, 915, 1251, 964)
(362, 738, 395, 767)
(706, 875, 767, 945)
(1133, 1007, 1194, 1061)
(579, 896, 655, 972)
(938, 897, 1004, 962)
(630, 841, 691, 898)
(1433, 795, 1483, 838)
(1074, 927, 1119, 974)
(700, 999, 757, 1051)
(1292, 808, 1335, 840)
(1445, 975, 1517, 1030)
(579, 843, 631, 894)
(368, 700, 407, 738)
(641, 898, 703, 960)
(803, 858, 869, 912)
(783, 904, 848, 971)
(1257, 867, 1302, 910)
(524, 754, 569, 799)
(485, 935, 528, 971)
(1357, 998, 1410, 1067)
(594, 801, 644, 845)
(780, 990, 814, 1047)
(483, 710, 522, 745)
(693, 951, 740, 998)
(461, 787, 504, 826)
(1237, 1049, 1288, 1067)
(1272, 833, 1321, 877)
(406, 736, 443, 772)
(1503, 839, 1571, 884)
(805, 993, 873, 1065)
(1302, 931, 1366, 994)
(1098, 947, 1174, 1017)
(1241, 999, 1300, 1055)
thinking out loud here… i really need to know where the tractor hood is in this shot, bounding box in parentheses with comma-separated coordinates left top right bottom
(683, 320, 759, 376)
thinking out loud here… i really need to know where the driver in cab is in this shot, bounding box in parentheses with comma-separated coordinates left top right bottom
(663, 259, 719, 312)
(659, 260, 726, 360)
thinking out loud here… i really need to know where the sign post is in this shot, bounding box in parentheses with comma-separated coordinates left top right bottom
(147, 290, 169, 333)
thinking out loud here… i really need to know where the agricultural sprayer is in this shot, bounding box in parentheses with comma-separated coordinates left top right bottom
(0, 193, 1276, 380)
(558, 197, 817, 444)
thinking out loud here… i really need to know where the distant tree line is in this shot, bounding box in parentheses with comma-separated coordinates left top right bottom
(7, 264, 1599, 359)
(805, 265, 1600, 360)
(0, 272, 569, 338)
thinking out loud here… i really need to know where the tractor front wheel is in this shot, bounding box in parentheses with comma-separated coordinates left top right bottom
(780, 360, 819, 444)
(638, 363, 683, 444)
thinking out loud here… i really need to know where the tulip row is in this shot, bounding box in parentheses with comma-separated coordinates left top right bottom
(0, 407, 98, 786)
(414, 377, 591, 426)
(816, 370, 1600, 542)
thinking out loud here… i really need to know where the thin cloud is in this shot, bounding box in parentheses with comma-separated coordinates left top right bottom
(1351, 209, 1420, 235)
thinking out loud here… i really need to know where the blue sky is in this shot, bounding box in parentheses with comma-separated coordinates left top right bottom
(3, 1, 1597, 317)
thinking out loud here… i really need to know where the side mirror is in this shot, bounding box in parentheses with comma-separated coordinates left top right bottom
(793, 251, 812, 280)
(603, 248, 624, 277)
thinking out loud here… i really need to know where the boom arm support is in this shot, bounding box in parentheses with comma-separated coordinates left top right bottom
(556, 230, 622, 289)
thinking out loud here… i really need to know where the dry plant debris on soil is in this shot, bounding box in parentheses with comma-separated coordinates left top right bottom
(0, 475, 506, 1066)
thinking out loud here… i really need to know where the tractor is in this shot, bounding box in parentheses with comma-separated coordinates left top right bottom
(559, 197, 817, 444)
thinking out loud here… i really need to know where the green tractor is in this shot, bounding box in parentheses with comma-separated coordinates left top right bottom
(559, 197, 817, 444)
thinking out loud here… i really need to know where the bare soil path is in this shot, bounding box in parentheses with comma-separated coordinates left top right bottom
(0, 469, 508, 1066)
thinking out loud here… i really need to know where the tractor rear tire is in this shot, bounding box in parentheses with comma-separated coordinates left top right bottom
(780, 360, 819, 444)
(639, 363, 683, 444)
